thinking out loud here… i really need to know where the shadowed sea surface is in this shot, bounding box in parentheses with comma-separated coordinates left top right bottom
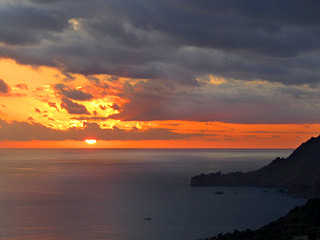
(0, 149, 306, 240)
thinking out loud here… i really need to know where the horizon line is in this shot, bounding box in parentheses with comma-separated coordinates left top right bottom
(0, 147, 294, 150)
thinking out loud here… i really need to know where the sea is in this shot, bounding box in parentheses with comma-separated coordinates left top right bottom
(0, 149, 307, 240)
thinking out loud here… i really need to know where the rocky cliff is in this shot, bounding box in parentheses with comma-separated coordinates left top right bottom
(191, 135, 320, 198)
(205, 198, 320, 240)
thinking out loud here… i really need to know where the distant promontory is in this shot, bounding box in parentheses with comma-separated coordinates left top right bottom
(191, 135, 320, 198)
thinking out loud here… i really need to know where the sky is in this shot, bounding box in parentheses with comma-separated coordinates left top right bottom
(0, 0, 320, 148)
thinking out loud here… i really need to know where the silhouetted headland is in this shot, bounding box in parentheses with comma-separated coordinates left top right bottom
(204, 198, 320, 240)
(191, 135, 320, 198)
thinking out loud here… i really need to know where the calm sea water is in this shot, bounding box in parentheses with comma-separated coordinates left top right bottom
(0, 149, 306, 240)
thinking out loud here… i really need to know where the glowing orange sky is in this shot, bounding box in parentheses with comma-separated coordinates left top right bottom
(0, 58, 319, 148)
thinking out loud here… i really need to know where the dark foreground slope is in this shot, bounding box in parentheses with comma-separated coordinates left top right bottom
(205, 198, 320, 240)
(191, 135, 320, 198)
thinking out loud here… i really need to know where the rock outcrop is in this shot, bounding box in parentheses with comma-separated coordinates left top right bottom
(206, 198, 320, 240)
(191, 135, 320, 198)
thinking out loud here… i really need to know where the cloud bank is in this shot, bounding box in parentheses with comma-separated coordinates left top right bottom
(0, 0, 319, 86)
(0, 119, 201, 141)
(0, 0, 320, 126)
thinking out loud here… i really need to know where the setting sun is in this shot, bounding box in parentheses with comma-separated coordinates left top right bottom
(85, 139, 97, 145)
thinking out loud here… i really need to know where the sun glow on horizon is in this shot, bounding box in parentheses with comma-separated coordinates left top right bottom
(85, 139, 97, 145)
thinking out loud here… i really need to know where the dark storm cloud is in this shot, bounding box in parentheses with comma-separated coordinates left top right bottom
(0, 4, 69, 45)
(0, 0, 317, 85)
(60, 97, 90, 115)
(54, 84, 94, 101)
(0, 79, 10, 94)
(108, 80, 320, 124)
(0, 119, 202, 141)
(30, 0, 65, 5)
(1, 0, 320, 124)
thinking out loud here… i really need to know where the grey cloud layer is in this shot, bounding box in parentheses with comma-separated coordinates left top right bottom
(1, 1, 320, 124)
(0, 0, 320, 85)
(0, 120, 201, 141)
(0, 4, 68, 45)
(109, 80, 320, 124)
